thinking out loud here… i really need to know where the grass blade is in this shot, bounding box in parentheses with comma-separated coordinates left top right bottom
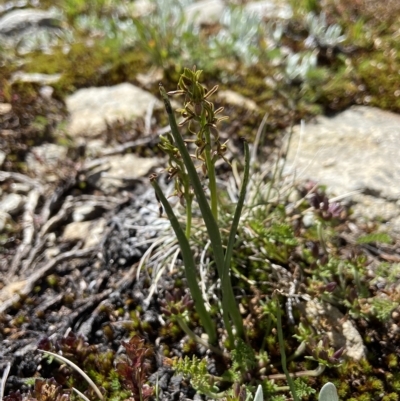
(39, 350, 104, 401)
(0, 362, 11, 401)
(151, 178, 217, 345)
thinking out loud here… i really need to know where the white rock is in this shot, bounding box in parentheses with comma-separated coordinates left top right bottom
(11, 72, 61, 85)
(245, 0, 293, 20)
(72, 204, 100, 222)
(0, 103, 11, 115)
(299, 299, 366, 361)
(10, 183, 31, 194)
(63, 218, 107, 249)
(185, 0, 225, 26)
(0, 211, 12, 232)
(218, 90, 259, 111)
(86, 153, 160, 194)
(129, 0, 155, 17)
(286, 106, 400, 200)
(26, 143, 68, 176)
(285, 106, 400, 234)
(0, 193, 25, 215)
(65, 83, 161, 137)
(0, 9, 61, 36)
(0, 150, 6, 167)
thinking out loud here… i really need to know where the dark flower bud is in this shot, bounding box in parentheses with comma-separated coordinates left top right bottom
(186, 300, 195, 309)
(322, 196, 329, 211)
(160, 307, 171, 316)
(233, 383, 240, 398)
(331, 346, 345, 361)
(328, 202, 343, 218)
(309, 241, 319, 258)
(309, 194, 320, 209)
(324, 282, 337, 292)
(238, 385, 247, 401)
(165, 291, 173, 303)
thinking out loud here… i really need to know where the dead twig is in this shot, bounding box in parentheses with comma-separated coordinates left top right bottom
(7, 189, 41, 280)
(0, 171, 43, 192)
(0, 247, 96, 314)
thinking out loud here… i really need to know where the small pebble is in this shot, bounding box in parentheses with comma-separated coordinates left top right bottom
(11, 183, 31, 194)
(0, 193, 25, 215)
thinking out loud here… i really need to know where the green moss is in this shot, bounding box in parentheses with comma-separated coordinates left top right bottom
(314, 65, 359, 111)
(390, 373, 400, 392)
(24, 39, 148, 95)
(382, 393, 399, 401)
(365, 377, 384, 392)
(355, 46, 400, 112)
(387, 354, 398, 369)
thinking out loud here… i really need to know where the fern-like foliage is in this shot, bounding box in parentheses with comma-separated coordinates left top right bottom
(174, 356, 220, 397)
(294, 378, 317, 398)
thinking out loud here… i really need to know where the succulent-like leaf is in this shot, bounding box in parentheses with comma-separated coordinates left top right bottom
(318, 382, 339, 401)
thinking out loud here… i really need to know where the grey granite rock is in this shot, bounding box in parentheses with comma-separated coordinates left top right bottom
(299, 299, 366, 361)
(86, 154, 160, 194)
(0, 9, 61, 36)
(285, 106, 400, 234)
(66, 83, 161, 137)
(217, 90, 259, 111)
(10, 72, 61, 85)
(0, 8, 65, 53)
(0, 150, 6, 168)
(26, 143, 68, 179)
(63, 218, 107, 249)
(185, 0, 225, 26)
(245, 0, 293, 20)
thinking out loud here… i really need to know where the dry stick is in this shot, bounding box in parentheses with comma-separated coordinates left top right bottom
(18, 237, 48, 277)
(39, 176, 76, 224)
(100, 137, 156, 157)
(0, 171, 43, 191)
(34, 293, 64, 315)
(39, 350, 104, 401)
(144, 99, 157, 135)
(40, 197, 74, 236)
(0, 247, 96, 314)
(0, 362, 11, 401)
(8, 189, 41, 279)
(72, 387, 92, 401)
(267, 363, 325, 380)
(249, 112, 269, 175)
(57, 289, 113, 334)
(77, 295, 114, 338)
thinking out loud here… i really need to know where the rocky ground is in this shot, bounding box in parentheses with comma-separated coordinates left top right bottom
(1, 1, 400, 401)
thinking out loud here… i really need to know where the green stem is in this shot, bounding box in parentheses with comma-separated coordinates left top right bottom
(175, 315, 228, 357)
(267, 364, 325, 380)
(222, 139, 250, 337)
(151, 178, 217, 345)
(159, 85, 243, 338)
(275, 292, 300, 401)
(203, 122, 218, 222)
(185, 194, 193, 239)
(317, 221, 328, 254)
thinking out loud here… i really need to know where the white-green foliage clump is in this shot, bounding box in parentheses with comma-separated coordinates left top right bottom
(208, 6, 266, 65)
(305, 12, 346, 48)
(285, 51, 318, 83)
